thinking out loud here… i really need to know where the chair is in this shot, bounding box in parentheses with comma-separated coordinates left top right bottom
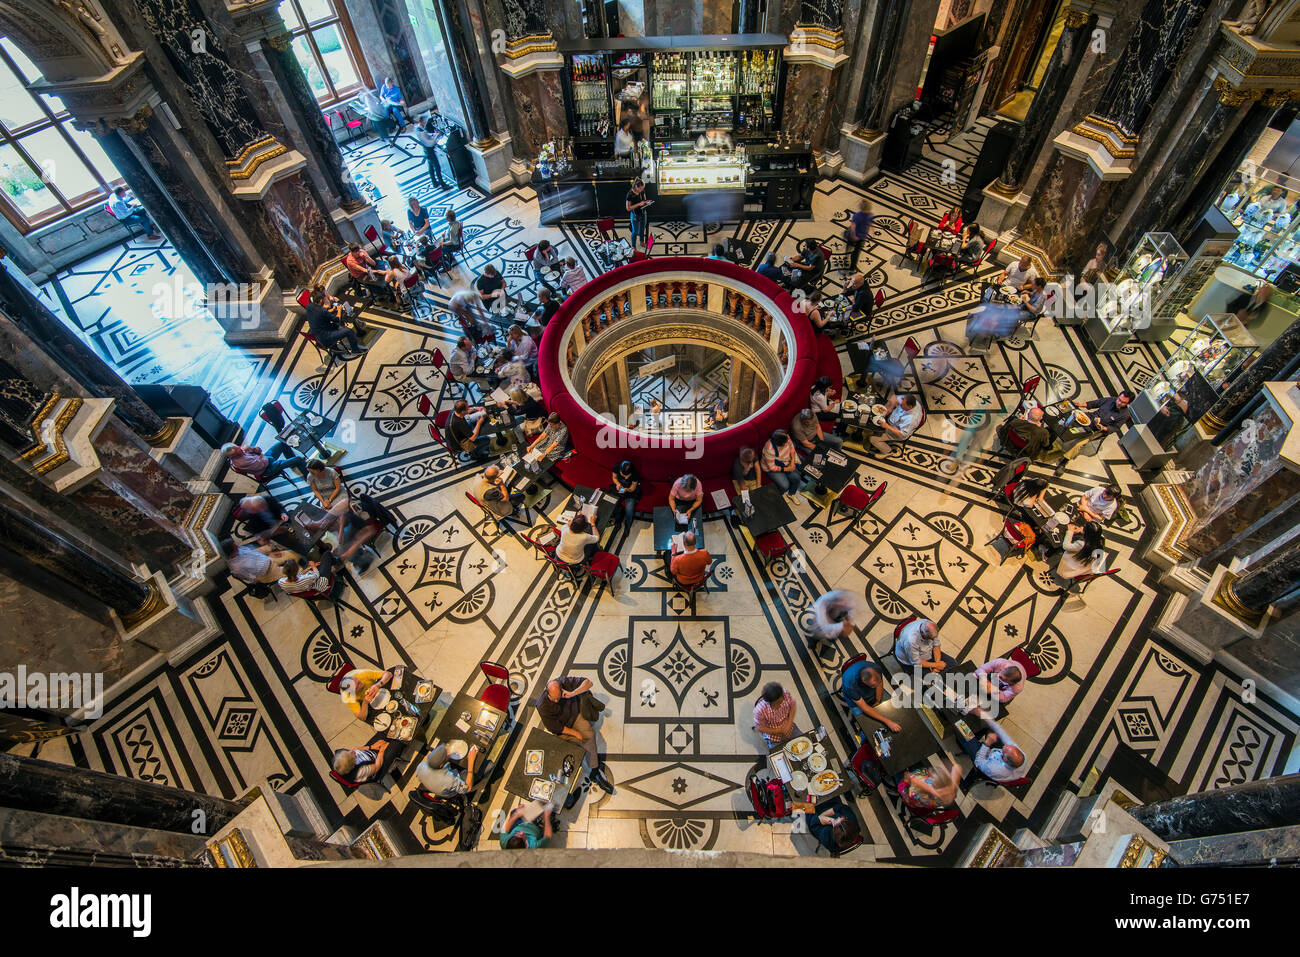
(893, 615, 918, 647)
(901, 218, 926, 266)
(422, 244, 453, 283)
(260, 400, 288, 431)
(1054, 566, 1120, 597)
(847, 740, 888, 794)
(521, 527, 559, 561)
(334, 106, 365, 145)
(896, 779, 960, 829)
(962, 764, 1031, 793)
(430, 348, 470, 401)
(988, 516, 1034, 565)
(104, 200, 146, 240)
(837, 480, 886, 527)
(286, 570, 337, 601)
(989, 457, 1031, 510)
(363, 223, 387, 259)
(477, 659, 519, 718)
(1006, 646, 1041, 681)
(597, 217, 618, 243)
(752, 531, 791, 565)
(583, 550, 622, 594)
(401, 272, 431, 318)
(959, 238, 996, 277)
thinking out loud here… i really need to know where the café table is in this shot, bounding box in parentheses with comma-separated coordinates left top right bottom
(558, 485, 619, 532)
(431, 691, 509, 755)
(768, 727, 851, 806)
(731, 483, 795, 538)
(802, 441, 856, 496)
(1012, 488, 1073, 554)
(504, 725, 586, 804)
(278, 410, 338, 461)
(653, 505, 704, 551)
(854, 691, 940, 778)
(370, 667, 441, 742)
(280, 501, 333, 555)
(1042, 403, 1098, 456)
(496, 446, 560, 494)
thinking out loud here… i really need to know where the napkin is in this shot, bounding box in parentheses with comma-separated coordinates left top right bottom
(740, 490, 751, 508)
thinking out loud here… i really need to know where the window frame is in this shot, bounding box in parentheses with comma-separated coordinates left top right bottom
(279, 0, 371, 107)
(0, 40, 124, 235)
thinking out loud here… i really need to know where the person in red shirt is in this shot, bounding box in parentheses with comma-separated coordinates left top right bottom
(221, 442, 306, 481)
(343, 243, 389, 298)
(669, 531, 711, 586)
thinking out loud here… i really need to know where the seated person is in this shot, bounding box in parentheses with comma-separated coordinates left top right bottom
(475, 465, 526, 523)
(556, 513, 601, 565)
(997, 254, 1039, 292)
(804, 291, 835, 331)
(761, 430, 802, 497)
(958, 716, 1027, 785)
(732, 447, 761, 493)
(792, 408, 843, 453)
(221, 441, 305, 482)
(1078, 484, 1121, 523)
(496, 356, 532, 393)
(710, 398, 729, 428)
(753, 681, 798, 745)
(669, 473, 704, 527)
(1056, 520, 1105, 580)
(1001, 406, 1052, 458)
(337, 494, 393, 571)
(1020, 276, 1048, 319)
(278, 546, 339, 598)
(379, 218, 402, 251)
(448, 399, 492, 459)
(901, 761, 962, 809)
(844, 272, 875, 325)
(331, 738, 392, 785)
(306, 458, 347, 512)
(839, 654, 900, 732)
(407, 197, 431, 238)
(499, 803, 554, 849)
(528, 412, 569, 460)
(107, 185, 161, 239)
(439, 209, 464, 264)
(809, 376, 840, 423)
(894, 617, 950, 672)
(784, 239, 825, 290)
(506, 324, 537, 363)
(221, 538, 292, 589)
(609, 460, 641, 532)
(560, 257, 589, 297)
(534, 287, 560, 326)
(378, 76, 408, 128)
(384, 256, 412, 299)
(237, 494, 288, 546)
(476, 263, 508, 312)
(708, 242, 728, 260)
(755, 252, 788, 286)
(532, 240, 562, 290)
(306, 289, 364, 356)
(1072, 391, 1134, 436)
(337, 668, 394, 721)
(800, 801, 861, 854)
(669, 531, 711, 586)
(416, 742, 479, 797)
(869, 393, 922, 454)
(958, 225, 984, 264)
(974, 658, 1026, 712)
(939, 204, 963, 234)
(343, 243, 388, 294)
(448, 336, 478, 380)
(311, 284, 367, 334)
(1010, 475, 1051, 511)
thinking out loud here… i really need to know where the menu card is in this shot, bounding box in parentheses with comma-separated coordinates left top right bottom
(490, 387, 511, 404)
(710, 488, 731, 510)
(826, 450, 848, 467)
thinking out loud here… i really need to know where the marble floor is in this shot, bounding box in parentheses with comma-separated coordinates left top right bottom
(17, 124, 1300, 861)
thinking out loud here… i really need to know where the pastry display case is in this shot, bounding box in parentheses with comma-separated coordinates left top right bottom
(656, 150, 747, 193)
(1084, 232, 1188, 352)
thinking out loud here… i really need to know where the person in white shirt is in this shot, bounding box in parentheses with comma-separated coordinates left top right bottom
(996, 255, 1038, 292)
(1055, 520, 1104, 580)
(1078, 484, 1120, 523)
(870, 393, 922, 454)
(895, 617, 950, 672)
(614, 117, 635, 157)
(448, 336, 477, 380)
(278, 546, 339, 598)
(560, 257, 588, 297)
(958, 716, 1027, 785)
(416, 742, 478, 797)
(507, 324, 536, 363)
(496, 357, 531, 391)
(556, 512, 601, 564)
(107, 186, 161, 239)
(450, 288, 495, 341)
(221, 538, 290, 586)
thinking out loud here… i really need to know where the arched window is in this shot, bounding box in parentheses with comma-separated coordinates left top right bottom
(0, 38, 123, 234)
(278, 0, 369, 106)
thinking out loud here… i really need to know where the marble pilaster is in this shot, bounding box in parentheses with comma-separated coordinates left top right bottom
(441, 0, 493, 142)
(1130, 773, 1300, 841)
(370, 0, 433, 104)
(1225, 536, 1300, 614)
(780, 63, 838, 153)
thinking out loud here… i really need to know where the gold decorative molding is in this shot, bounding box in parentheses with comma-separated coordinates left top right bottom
(109, 104, 153, 136)
(22, 396, 83, 475)
(1209, 570, 1271, 628)
(969, 829, 1017, 867)
(225, 135, 288, 181)
(1149, 848, 1168, 868)
(1071, 116, 1138, 159)
(120, 579, 167, 629)
(1119, 835, 1149, 868)
(1152, 482, 1194, 563)
(503, 34, 558, 59)
(141, 416, 183, 448)
(1214, 76, 1263, 106)
(266, 31, 292, 51)
(1110, 791, 1139, 811)
(182, 492, 221, 564)
(470, 136, 497, 149)
(1261, 88, 1300, 107)
(989, 177, 1022, 198)
(205, 828, 257, 867)
(1064, 10, 1090, 28)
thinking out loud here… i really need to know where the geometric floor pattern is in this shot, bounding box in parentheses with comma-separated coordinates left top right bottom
(16, 124, 1300, 861)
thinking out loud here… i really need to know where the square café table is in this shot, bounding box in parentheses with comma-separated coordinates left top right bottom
(731, 483, 795, 538)
(803, 442, 856, 494)
(854, 692, 940, 778)
(768, 728, 850, 806)
(653, 505, 704, 551)
(431, 691, 509, 755)
(370, 668, 441, 741)
(505, 725, 586, 804)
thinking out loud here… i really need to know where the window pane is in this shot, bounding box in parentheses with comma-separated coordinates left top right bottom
(277, 0, 303, 32)
(0, 38, 42, 82)
(298, 0, 335, 25)
(64, 124, 120, 186)
(20, 128, 101, 202)
(0, 60, 46, 129)
(291, 35, 329, 100)
(313, 25, 358, 94)
(0, 143, 61, 218)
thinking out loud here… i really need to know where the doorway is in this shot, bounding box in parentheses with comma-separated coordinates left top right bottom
(994, 0, 1069, 122)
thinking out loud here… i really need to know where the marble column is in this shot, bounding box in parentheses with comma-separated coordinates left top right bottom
(0, 259, 167, 444)
(1204, 317, 1300, 438)
(0, 499, 155, 621)
(441, 0, 492, 142)
(370, 0, 432, 103)
(1130, 773, 1300, 840)
(0, 753, 244, 836)
(496, 0, 568, 160)
(1222, 536, 1300, 614)
(991, 13, 1092, 195)
(856, 0, 911, 135)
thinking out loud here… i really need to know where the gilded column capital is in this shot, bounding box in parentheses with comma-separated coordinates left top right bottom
(1213, 75, 1263, 106)
(1261, 88, 1300, 107)
(1064, 10, 1091, 28)
(109, 104, 154, 136)
(266, 31, 292, 51)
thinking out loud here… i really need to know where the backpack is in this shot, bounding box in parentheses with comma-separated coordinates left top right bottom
(747, 772, 788, 819)
(457, 801, 484, 851)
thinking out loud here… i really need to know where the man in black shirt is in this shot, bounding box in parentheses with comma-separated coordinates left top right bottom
(1078, 391, 1134, 434)
(784, 239, 824, 292)
(476, 264, 508, 313)
(447, 399, 491, 460)
(845, 273, 874, 326)
(536, 675, 614, 798)
(534, 288, 560, 326)
(755, 252, 788, 287)
(306, 290, 363, 355)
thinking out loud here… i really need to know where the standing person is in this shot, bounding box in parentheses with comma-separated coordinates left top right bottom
(413, 112, 451, 190)
(608, 460, 641, 533)
(450, 287, 495, 342)
(844, 198, 873, 273)
(614, 117, 635, 157)
(809, 589, 858, 648)
(536, 676, 615, 793)
(753, 682, 798, 746)
(107, 185, 162, 240)
(626, 177, 652, 250)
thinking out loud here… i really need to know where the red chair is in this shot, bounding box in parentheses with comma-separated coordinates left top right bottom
(1059, 567, 1120, 596)
(430, 348, 470, 400)
(752, 531, 791, 564)
(988, 517, 1034, 565)
(401, 272, 431, 317)
(837, 480, 886, 527)
(893, 615, 918, 645)
(897, 779, 960, 828)
(326, 664, 357, 695)
(962, 237, 996, 275)
(521, 527, 559, 561)
(874, 289, 885, 310)
(1006, 646, 1041, 681)
(584, 550, 622, 594)
(990, 457, 1031, 511)
(421, 243, 453, 282)
(477, 659, 517, 717)
(1017, 374, 1043, 414)
(597, 217, 618, 242)
(848, 740, 888, 794)
(363, 223, 387, 258)
(296, 288, 312, 309)
(260, 400, 288, 431)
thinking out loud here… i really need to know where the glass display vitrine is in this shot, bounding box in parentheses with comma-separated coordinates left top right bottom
(656, 150, 748, 192)
(1084, 232, 1189, 352)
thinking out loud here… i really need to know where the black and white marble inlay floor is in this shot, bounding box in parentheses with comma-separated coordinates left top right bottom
(18, 125, 1299, 860)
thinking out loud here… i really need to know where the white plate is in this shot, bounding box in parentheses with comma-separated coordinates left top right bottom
(373, 712, 391, 731)
(808, 753, 827, 772)
(446, 739, 469, 761)
(871, 404, 888, 416)
(383, 699, 398, 713)
(809, 770, 840, 795)
(785, 736, 813, 761)
(790, 771, 809, 792)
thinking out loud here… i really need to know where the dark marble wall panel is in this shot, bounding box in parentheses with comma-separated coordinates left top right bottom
(93, 419, 194, 530)
(258, 174, 345, 286)
(1017, 151, 1115, 268)
(885, 0, 940, 125)
(781, 63, 837, 150)
(990, 0, 1051, 110)
(702, 0, 735, 33)
(372, 0, 432, 101)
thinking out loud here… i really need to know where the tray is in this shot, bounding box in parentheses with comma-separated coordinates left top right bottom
(524, 749, 544, 776)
